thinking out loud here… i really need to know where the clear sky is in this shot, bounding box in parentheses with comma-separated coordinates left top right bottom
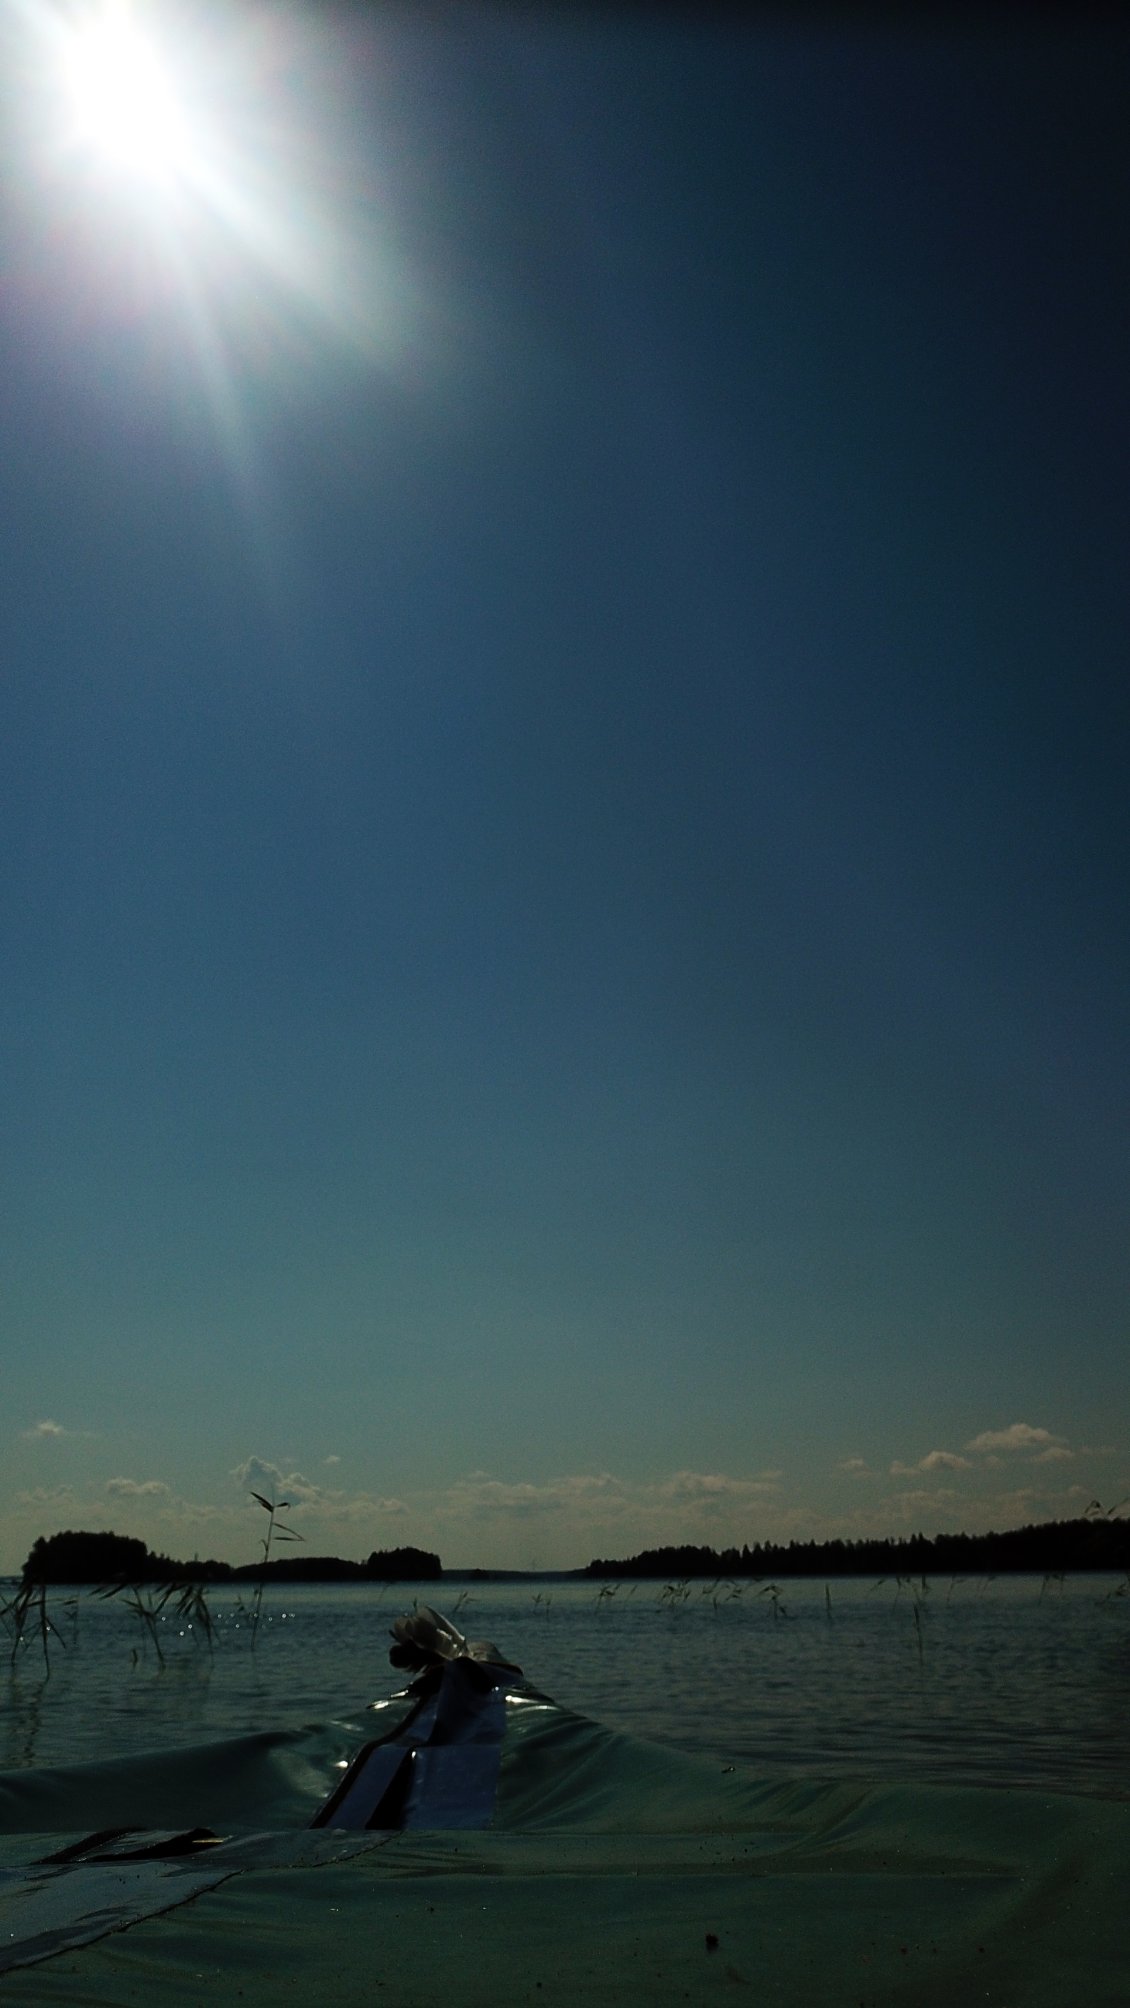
(2, 3, 1127, 1574)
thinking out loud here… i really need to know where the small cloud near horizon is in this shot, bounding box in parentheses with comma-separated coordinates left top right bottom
(662, 1470, 782, 1501)
(231, 1456, 323, 1507)
(966, 1423, 1065, 1456)
(22, 1420, 67, 1441)
(890, 1450, 972, 1476)
(230, 1456, 409, 1526)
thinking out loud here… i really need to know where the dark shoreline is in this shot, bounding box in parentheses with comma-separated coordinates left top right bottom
(585, 1514, 1130, 1581)
(9, 1512, 1128, 1586)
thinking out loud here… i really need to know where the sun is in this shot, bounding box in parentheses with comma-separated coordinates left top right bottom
(59, 2, 196, 184)
(17, 0, 407, 455)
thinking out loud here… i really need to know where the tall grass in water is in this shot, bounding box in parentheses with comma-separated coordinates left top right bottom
(0, 1579, 64, 1676)
(703, 1579, 743, 1614)
(757, 1582, 793, 1622)
(659, 1580, 692, 1611)
(249, 1490, 303, 1647)
(93, 1580, 218, 1665)
(870, 1575, 928, 1661)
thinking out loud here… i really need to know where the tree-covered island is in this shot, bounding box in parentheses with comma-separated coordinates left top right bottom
(19, 1530, 441, 1585)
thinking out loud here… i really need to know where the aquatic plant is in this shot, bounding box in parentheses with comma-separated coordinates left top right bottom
(249, 1491, 304, 1646)
(173, 1579, 217, 1654)
(872, 1575, 929, 1656)
(757, 1583, 792, 1622)
(1086, 1502, 1130, 1604)
(707, 1580, 742, 1613)
(93, 1578, 216, 1666)
(659, 1579, 692, 1610)
(904, 1578, 930, 1659)
(0, 1578, 63, 1676)
(113, 1585, 169, 1665)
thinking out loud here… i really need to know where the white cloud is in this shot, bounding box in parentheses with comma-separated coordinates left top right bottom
(22, 1420, 67, 1441)
(920, 1449, 972, 1472)
(986, 1483, 1095, 1522)
(966, 1423, 1064, 1456)
(876, 1479, 1099, 1538)
(316, 1492, 409, 1521)
(227, 1459, 411, 1533)
(890, 1450, 971, 1476)
(890, 1486, 964, 1516)
(231, 1457, 323, 1507)
(437, 1474, 626, 1522)
(428, 1469, 804, 1558)
(8, 1425, 1120, 1577)
(661, 1470, 782, 1503)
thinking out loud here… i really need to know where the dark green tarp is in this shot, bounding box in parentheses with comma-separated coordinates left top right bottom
(1, 1689, 1126, 2004)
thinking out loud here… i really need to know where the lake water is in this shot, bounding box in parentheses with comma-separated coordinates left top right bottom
(3, 1573, 1128, 1798)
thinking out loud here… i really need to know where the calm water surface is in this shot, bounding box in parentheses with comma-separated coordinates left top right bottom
(2, 1574, 1127, 1798)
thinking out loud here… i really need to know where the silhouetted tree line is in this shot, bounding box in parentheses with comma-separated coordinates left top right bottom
(230, 1547, 441, 1583)
(586, 1515, 1130, 1580)
(21, 1530, 441, 1584)
(22, 1531, 234, 1584)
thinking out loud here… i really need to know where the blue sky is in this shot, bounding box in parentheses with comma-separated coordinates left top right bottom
(2, 6, 1127, 1573)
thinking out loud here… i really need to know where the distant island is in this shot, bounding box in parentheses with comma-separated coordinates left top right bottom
(15, 1512, 1128, 1588)
(20, 1530, 441, 1585)
(586, 1513, 1130, 1580)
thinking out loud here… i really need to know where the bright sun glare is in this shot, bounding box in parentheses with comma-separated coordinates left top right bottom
(59, 2, 196, 184)
(21, 0, 405, 489)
